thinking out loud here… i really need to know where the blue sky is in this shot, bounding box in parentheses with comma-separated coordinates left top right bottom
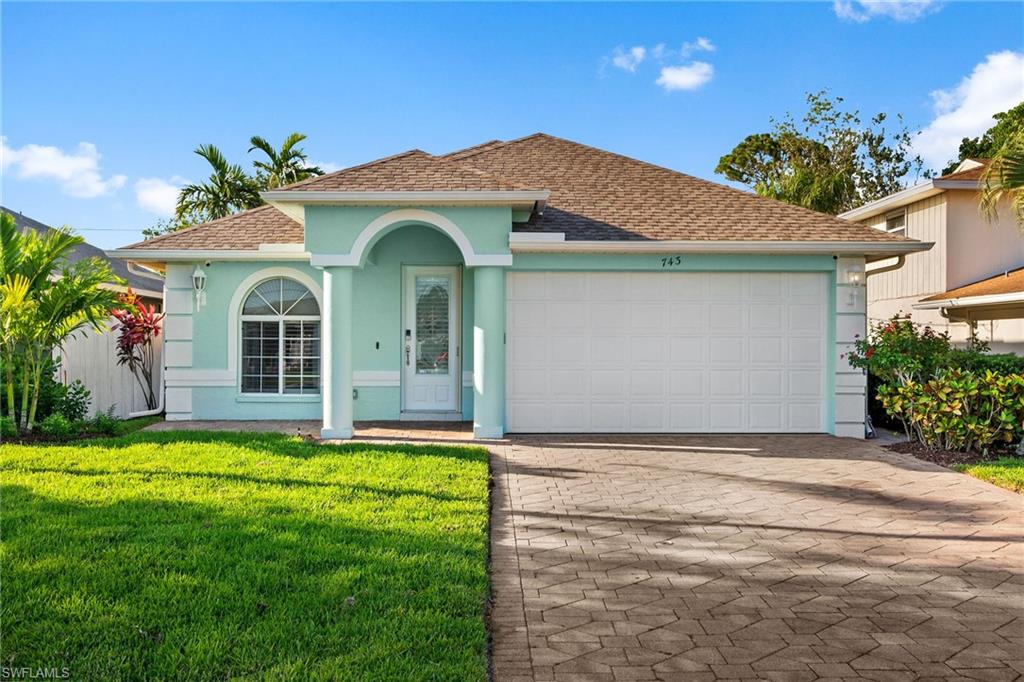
(2, 1, 1022, 249)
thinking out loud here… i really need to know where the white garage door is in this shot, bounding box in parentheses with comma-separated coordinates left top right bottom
(506, 271, 828, 433)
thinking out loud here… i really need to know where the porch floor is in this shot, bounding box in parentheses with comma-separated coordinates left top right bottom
(143, 419, 479, 443)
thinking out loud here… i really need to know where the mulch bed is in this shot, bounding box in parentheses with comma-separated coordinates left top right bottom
(886, 440, 1010, 468)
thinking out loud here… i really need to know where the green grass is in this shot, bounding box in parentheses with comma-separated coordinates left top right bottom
(0, 431, 491, 681)
(112, 414, 163, 436)
(954, 457, 1024, 493)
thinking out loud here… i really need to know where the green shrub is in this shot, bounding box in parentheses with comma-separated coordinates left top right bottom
(53, 380, 92, 423)
(88, 407, 122, 436)
(878, 370, 1024, 453)
(949, 348, 1024, 375)
(38, 413, 76, 439)
(0, 415, 16, 438)
(846, 316, 952, 385)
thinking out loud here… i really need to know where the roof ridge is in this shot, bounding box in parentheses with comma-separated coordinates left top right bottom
(439, 139, 505, 160)
(457, 133, 871, 228)
(120, 203, 281, 249)
(274, 148, 431, 191)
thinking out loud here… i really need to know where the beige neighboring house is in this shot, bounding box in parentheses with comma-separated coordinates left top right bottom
(840, 159, 1024, 354)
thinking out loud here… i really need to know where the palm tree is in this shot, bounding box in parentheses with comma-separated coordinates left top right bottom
(0, 213, 119, 430)
(980, 132, 1024, 231)
(248, 133, 324, 189)
(176, 144, 262, 224)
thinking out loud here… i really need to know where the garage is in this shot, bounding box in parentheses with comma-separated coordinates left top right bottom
(506, 271, 829, 433)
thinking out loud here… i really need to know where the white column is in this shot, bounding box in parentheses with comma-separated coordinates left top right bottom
(321, 266, 354, 439)
(835, 257, 867, 439)
(472, 266, 506, 439)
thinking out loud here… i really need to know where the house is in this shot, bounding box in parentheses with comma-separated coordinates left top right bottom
(2, 207, 165, 418)
(839, 160, 1024, 354)
(109, 133, 929, 439)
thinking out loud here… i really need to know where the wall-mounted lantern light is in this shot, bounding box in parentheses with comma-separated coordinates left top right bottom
(192, 265, 208, 309)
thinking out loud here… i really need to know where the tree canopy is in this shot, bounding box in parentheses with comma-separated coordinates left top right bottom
(715, 91, 926, 215)
(943, 102, 1024, 176)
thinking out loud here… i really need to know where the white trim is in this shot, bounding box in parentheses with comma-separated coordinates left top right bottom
(914, 291, 1024, 310)
(839, 179, 981, 222)
(165, 369, 235, 387)
(399, 411, 463, 422)
(508, 239, 932, 257)
(258, 243, 306, 252)
(108, 249, 310, 262)
(226, 268, 325, 385)
(309, 208, 514, 268)
(509, 232, 565, 243)
(262, 190, 549, 207)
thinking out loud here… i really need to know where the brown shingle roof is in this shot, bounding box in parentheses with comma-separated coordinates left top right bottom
(122, 204, 301, 250)
(920, 267, 1024, 302)
(939, 159, 990, 182)
(274, 149, 534, 192)
(118, 133, 918, 252)
(452, 133, 911, 242)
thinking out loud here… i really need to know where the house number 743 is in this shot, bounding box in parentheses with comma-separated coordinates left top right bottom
(660, 256, 683, 267)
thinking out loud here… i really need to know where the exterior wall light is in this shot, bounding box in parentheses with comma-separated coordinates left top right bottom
(192, 265, 208, 309)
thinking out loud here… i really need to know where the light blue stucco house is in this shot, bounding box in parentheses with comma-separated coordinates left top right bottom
(111, 134, 930, 439)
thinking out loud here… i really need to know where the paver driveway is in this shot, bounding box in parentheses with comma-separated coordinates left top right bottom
(488, 435, 1023, 681)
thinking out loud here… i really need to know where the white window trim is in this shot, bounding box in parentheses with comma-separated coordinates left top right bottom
(884, 209, 907, 235)
(228, 268, 324, 396)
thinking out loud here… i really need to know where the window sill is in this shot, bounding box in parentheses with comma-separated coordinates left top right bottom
(235, 394, 321, 404)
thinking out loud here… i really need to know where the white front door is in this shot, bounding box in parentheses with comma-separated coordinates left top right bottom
(402, 266, 460, 413)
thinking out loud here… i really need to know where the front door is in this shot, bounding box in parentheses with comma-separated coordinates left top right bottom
(402, 266, 460, 413)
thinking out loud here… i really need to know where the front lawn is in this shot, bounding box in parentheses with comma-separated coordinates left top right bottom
(954, 457, 1024, 494)
(0, 431, 491, 680)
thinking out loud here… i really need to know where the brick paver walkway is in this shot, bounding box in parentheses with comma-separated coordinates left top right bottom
(489, 435, 1023, 681)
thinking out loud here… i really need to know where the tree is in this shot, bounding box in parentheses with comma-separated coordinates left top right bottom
(162, 133, 324, 234)
(175, 144, 262, 224)
(942, 102, 1024, 175)
(0, 213, 119, 431)
(980, 131, 1024, 230)
(248, 133, 324, 189)
(716, 91, 926, 215)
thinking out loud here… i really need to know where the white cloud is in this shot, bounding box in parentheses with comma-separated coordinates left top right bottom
(311, 160, 343, 174)
(134, 176, 187, 216)
(914, 50, 1024, 170)
(681, 37, 715, 57)
(656, 62, 714, 92)
(611, 45, 647, 73)
(1, 137, 126, 198)
(833, 0, 940, 22)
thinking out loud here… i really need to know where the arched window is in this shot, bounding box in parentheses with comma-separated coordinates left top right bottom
(240, 278, 320, 394)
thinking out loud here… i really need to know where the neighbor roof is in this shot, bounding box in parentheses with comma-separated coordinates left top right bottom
(937, 159, 990, 182)
(3, 207, 164, 294)
(920, 267, 1024, 303)
(116, 133, 918, 251)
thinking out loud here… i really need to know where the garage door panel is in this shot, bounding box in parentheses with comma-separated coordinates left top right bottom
(507, 271, 827, 433)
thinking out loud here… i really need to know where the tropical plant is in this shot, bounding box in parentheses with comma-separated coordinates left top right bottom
(845, 315, 952, 387)
(175, 144, 262, 224)
(878, 370, 1024, 453)
(979, 131, 1024, 230)
(53, 379, 92, 422)
(716, 91, 926, 214)
(0, 212, 120, 431)
(248, 133, 324, 189)
(111, 289, 165, 410)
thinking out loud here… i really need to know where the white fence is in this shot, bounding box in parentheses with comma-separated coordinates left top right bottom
(56, 319, 163, 419)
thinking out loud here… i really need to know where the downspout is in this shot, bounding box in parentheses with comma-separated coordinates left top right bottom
(861, 254, 905, 439)
(865, 255, 905, 279)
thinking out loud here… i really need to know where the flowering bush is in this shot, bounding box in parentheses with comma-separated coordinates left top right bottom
(845, 315, 952, 385)
(878, 370, 1024, 453)
(112, 289, 165, 410)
